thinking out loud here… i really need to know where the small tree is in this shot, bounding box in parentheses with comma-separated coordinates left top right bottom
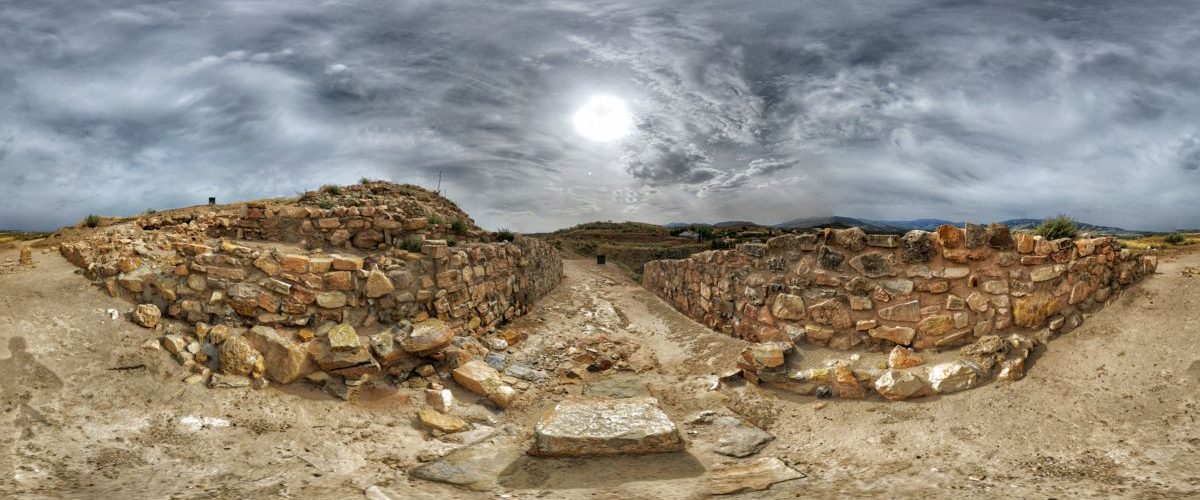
(83, 214, 101, 228)
(1034, 214, 1078, 240)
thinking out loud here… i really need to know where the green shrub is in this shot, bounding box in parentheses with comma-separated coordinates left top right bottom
(83, 214, 101, 228)
(318, 197, 336, 209)
(496, 228, 515, 242)
(446, 236, 458, 247)
(359, 177, 372, 185)
(1034, 214, 1078, 240)
(401, 236, 424, 252)
(427, 215, 444, 226)
(450, 217, 469, 234)
(321, 184, 341, 195)
(1164, 233, 1186, 245)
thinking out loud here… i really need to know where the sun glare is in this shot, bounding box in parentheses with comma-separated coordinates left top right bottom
(572, 94, 632, 142)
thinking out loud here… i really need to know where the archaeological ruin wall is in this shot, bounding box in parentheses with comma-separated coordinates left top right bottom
(643, 224, 1158, 400)
(59, 183, 562, 394)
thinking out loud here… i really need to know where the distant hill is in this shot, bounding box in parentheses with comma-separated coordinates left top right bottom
(996, 218, 1141, 236)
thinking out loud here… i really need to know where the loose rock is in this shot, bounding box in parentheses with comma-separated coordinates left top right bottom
(708, 457, 803, 495)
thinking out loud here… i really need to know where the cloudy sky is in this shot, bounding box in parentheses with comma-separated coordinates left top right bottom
(2, 0, 1199, 232)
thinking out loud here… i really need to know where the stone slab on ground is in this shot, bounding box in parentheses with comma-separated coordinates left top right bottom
(708, 457, 803, 495)
(530, 396, 684, 457)
(409, 425, 523, 491)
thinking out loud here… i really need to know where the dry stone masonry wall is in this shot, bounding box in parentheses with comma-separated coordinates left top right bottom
(59, 183, 562, 398)
(643, 224, 1158, 400)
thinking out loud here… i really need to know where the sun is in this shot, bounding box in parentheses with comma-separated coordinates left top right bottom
(572, 94, 633, 142)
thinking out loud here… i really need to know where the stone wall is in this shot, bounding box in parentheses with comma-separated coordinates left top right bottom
(57, 182, 563, 394)
(644, 224, 1156, 351)
(62, 231, 560, 340)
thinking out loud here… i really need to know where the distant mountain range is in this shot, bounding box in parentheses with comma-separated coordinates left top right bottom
(666, 216, 1147, 236)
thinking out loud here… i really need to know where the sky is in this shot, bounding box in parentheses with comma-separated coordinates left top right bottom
(2, 0, 1199, 232)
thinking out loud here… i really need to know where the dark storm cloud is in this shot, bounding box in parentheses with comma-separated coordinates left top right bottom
(0, 0, 1198, 232)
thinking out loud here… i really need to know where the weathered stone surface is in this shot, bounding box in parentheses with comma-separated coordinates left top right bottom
(712, 416, 775, 458)
(325, 322, 361, 351)
(219, 335, 265, 377)
(878, 300, 920, 322)
(1016, 232, 1035, 253)
(452, 359, 506, 396)
(770, 293, 806, 320)
(865, 234, 899, 248)
(832, 363, 865, 399)
(998, 357, 1026, 380)
(816, 246, 845, 271)
(946, 294, 965, 310)
(418, 406, 467, 433)
(315, 291, 347, 308)
(964, 223, 986, 248)
(740, 343, 789, 371)
(309, 339, 374, 373)
(1031, 265, 1065, 282)
(401, 318, 454, 354)
(887, 346, 924, 369)
(869, 325, 916, 346)
(936, 224, 963, 248)
(900, 231, 936, 263)
(19, 247, 32, 266)
(708, 457, 803, 495)
(966, 292, 989, 312)
(927, 360, 980, 393)
(918, 314, 956, 336)
(530, 396, 684, 457)
(1012, 292, 1061, 328)
(834, 227, 866, 251)
(410, 425, 524, 491)
(982, 280, 1009, 294)
(132, 303, 161, 328)
(807, 298, 853, 330)
(848, 252, 896, 278)
(874, 370, 929, 400)
(364, 268, 395, 298)
(425, 388, 455, 413)
(244, 325, 311, 383)
(209, 373, 251, 389)
(986, 223, 1014, 249)
(881, 278, 914, 295)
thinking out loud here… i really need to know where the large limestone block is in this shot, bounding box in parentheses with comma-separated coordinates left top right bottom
(927, 360, 981, 393)
(245, 325, 312, 384)
(452, 359, 508, 398)
(401, 318, 455, 354)
(874, 370, 929, 400)
(530, 396, 684, 457)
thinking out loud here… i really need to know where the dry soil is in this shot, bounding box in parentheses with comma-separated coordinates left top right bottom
(1, 245, 1198, 499)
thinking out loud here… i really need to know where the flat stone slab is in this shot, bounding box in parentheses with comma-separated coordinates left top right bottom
(530, 396, 684, 457)
(709, 457, 803, 495)
(410, 425, 523, 491)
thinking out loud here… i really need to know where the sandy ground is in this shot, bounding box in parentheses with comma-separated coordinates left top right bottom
(1, 246, 1198, 499)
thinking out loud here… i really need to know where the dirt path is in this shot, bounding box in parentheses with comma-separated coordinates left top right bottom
(1, 249, 1198, 499)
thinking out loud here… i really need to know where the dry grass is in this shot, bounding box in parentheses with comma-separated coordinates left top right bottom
(1120, 232, 1200, 251)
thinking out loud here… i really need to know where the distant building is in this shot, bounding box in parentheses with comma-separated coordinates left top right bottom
(677, 230, 700, 240)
